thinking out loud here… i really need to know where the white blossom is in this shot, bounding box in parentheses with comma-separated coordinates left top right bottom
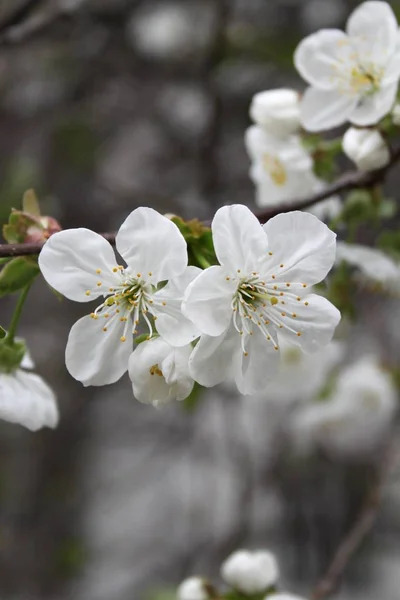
(295, 1, 400, 131)
(293, 356, 397, 459)
(39, 207, 198, 387)
(128, 337, 194, 407)
(245, 126, 341, 220)
(249, 88, 301, 137)
(245, 126, 316, 207)
(177, 577, 209, 600)
(392, 102, 400, 125)
(221, 549, 279, 595)
(0, 353, 58, 431)
(255, 338, 343, 404)
(342, 127, 390, 170)
(336, 242, 400, 285)
(183, 205, 340, 395)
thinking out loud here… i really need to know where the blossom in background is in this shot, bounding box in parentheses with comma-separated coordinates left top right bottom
(249, 88, 301, 137)
(295, 1, 400, 131)
(292, 355, 397, 460)
(342, 127, 390, 171)
(0, 352, 58, 431)
(254, 338, 343, 404)
(336, 242, 400, 288)
(267, 595, 307, 600)
(245, 125, 341, 220)
(177, 577, 209, 600)
(128, 337, 194, 407)
(39, 207, 198, 387)
(183, 205, 340, 395)
(245, 125, 315, 206)
(221, 549, 279, 595)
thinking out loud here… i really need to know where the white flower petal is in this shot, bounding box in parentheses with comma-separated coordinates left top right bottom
(336, 242, 400, 283)
(221, 549, 279, 595)
(39, 229, 118, 302)
(294, 29, 354, 89)
(151, 266, 201, 346)
(211, 204, 269, 273)
(347, 1, 398, 63)
(0, 370, 58, 431)
(300, 87, 358, 131)
(182, 266, 236, 337)
(129, 338, 193, 406)
(350, 83, 398, 126)
(262, 211, 337, 285)
(189, 328, 237, 388)
(235, 326, 280, 395)
(65, 314, 132, 386)
(115, 207, 187, 282)
(277, 293, 341, 353)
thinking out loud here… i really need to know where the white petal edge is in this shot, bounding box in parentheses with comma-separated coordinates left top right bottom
(300, 87, 358, 132)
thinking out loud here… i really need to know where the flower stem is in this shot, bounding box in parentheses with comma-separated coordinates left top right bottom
(5, 283, 32, 345)
(192, 249, 212, 269)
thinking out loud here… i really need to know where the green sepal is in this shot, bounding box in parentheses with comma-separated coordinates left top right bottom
(0, 326, 6, 339)
(182, 382, 204, 412)
(135, 333, 152, 345)
(0, 257, 40, 297)
(171, 216, 218, 268)
(0, 338, 26, 373)
(22, 189, 41, 217)
(3, 210, 40, 244)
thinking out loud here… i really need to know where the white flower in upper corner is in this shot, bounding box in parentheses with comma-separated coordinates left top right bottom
(250, 88, 301, 137)
(39, 207, 199, 387)
(0, 352, 58, 431)
(295, 1, 400, 131)
(336, 242, 400, 286)
(245, 126, 316, 206)
(183, 205, 341, 395)
(292, 355, 397, 460)
(177, 577, 209, 600)
(221, 549, 279, 595)
(342, 127, 390, 171)
(128, 337, 194, 407)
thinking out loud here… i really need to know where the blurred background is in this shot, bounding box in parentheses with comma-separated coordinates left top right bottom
(1, 1, 400, 599)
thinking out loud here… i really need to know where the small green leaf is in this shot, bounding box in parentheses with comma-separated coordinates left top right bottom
(0, 257, 39, 297)
(22, 189, 41, 217)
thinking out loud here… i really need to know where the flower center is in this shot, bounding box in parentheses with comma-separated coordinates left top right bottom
(149, 364, 163, 377)
(89, 268, 158, 342)
(349, 65, 382, 96)
(262, 153, 287, 186)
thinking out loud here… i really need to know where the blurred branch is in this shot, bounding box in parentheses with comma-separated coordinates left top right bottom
(0, 0, 40, 35)
(311, 439, 396, 600)
(0, 0, 81, 45)
(1, 147, 400, 258)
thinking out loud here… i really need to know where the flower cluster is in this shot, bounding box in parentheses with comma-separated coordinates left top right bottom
(38, 204, 340, 403)
(177, 548, 305, 600)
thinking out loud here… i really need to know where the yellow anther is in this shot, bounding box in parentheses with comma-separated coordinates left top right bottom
(85, 290, 91, 296)
(148, 272, 152, 276)
(292, 313, 297, 318)
(103, 327, 108, 332)
(120, 336, 127, 342)
(262, 153, 287, 186)
(264, 319, 270, 325)
(137, 273, 141, 278)
(112, 267, 118, 273)
(286, 283, 291, 287)
(273, 285, 278, 290)
(304, 301, 309, 306)
(302, 283, 307, 288)
(268, 252, 273, 256)
(281, 312, 286, 317)
(120, 317, 127, 322)
(226, 276, 230, 281)
(279, 292, 284, 296)
(244, 351, 249, 357)
(104, 313, 109, 318)
(150, 364, 163, 376)
(96, 269, 101, 274)
(271, 274, 276, 279)
(280, 264, 284, 268)
(274, 345, 279, 350)
(297, 332, 302, 337)
(162, 301, 166, 306)
(237, 269, 241, 273)
(271, 297, 278, 305)
(97, 282, 102, 287)
(297, 296, 301, 301)
(109, 287, 114, 292)
(281, 301, 285, 305)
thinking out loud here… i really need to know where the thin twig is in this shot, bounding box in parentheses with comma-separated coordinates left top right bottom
(1, 147, 400, 259)
(311, 440, 396, 600)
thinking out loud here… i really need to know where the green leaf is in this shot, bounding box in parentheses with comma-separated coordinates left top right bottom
(22, 189, 41, 217)
(0, 257, 39, 297)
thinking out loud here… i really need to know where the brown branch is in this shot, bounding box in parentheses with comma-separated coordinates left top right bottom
(1, 147, 400, 259)
(311, 440, 396, 600)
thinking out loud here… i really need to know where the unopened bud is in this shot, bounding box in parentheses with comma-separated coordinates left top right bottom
(342, 127, 390, 171)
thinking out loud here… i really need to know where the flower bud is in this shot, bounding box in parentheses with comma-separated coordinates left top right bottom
(177, 577, 209, 600)
(221, 549, 279, 595)
(249, 89, 301, 137)
(342, 127, 390, 171)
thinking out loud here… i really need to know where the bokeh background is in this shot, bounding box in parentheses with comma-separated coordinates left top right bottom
(1, 1, 400, 599)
